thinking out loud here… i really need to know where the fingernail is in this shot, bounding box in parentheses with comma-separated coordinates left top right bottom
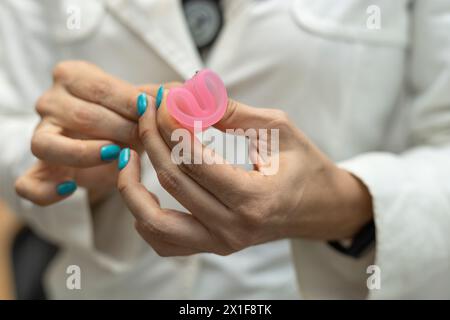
(118, 148, 130, 170)
(137, 93, 148, 116)
(56, 181, 77, 196)
(156, 85, 164, 110)
(100, 144, 121, 161)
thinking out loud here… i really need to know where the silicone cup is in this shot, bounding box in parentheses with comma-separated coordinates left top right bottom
(166, 69, 228, 130)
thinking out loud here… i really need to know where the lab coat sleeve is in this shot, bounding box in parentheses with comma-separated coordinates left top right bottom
(0, 1, 94, 251)
(293, 1, 450, 299)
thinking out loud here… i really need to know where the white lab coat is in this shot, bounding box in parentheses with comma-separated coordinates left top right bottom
(0, 0, 449, 299)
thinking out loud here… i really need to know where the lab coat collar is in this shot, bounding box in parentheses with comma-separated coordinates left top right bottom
(105, 0, 204, 79)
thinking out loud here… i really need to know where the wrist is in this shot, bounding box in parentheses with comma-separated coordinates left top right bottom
(329, 167, 373, 239)
(287, 164, 373, 240)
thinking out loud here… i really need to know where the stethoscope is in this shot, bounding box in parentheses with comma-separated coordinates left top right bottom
(182, 0, 223, 50)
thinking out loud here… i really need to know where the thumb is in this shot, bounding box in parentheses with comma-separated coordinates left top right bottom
(213, 99, 283, 132)
(155, 84, 284, 133)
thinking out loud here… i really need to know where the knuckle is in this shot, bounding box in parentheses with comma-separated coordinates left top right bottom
(211, 220, 256, 254)
(53, 60, 101, 85)
(150, 243, 172, 258)
(53, 61, 92, 82)
(233, 199, 252, 216)
(52, 62, 68, 82)
(72, 105, 96, 131)
(138, 125, 152, 143)
(233, 200, 265, 231)
(241, 208, 263, 231)
(214, 246, 235, 256)
(222, 230, 250, 253)
(152, 248, 166, 257)
(117, 179, 130, 195)
(117, 179, 136, 197)
(52, 61, 73, 82)
(139, 219, 168, 243)
(157, 169, 182, 197)
(152, 245, 170, 258)
(128, 123, 139, 144)
(30, 134, 45, 158)
(242, 210, 262, 229)
(35, 92, 52, 115)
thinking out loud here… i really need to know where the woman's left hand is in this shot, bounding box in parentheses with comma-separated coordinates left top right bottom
(117, 90, 373, 256)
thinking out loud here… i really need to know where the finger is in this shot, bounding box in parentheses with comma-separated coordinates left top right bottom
(155, 89, 281, 144)
(214, 99, 288, 132)
(54, 61, 142, 121)
(38, 87, 139, 145)
(155, 88, 262, 205)
(15, 162, 77, 206)
(32, 121, 122, 168)
(181, 138, 266, 204)
(135, 221, 200, 257)
(138, 94, 235, 226)
(117, 149, 218, 252)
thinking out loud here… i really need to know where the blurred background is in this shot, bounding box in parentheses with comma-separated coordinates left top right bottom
(0, 201, 20, 299)
(0, 201, 58, 300)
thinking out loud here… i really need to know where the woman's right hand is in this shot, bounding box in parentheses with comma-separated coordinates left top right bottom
(15, 60, 159, 206)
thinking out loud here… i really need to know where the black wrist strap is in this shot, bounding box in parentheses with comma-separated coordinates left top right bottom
(328, 220, 375, 258)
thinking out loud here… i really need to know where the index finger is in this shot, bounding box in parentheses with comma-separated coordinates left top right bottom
(53, 61, 142, 121)
(137, 93, 233, 227)
(155, 88, 260, 205)
(117, 148, 218, 253)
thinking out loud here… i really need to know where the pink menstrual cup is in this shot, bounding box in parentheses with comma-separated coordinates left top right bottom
(166, 69, 228, 130)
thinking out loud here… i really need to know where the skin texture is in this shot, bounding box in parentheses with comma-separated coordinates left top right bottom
(15, 61, 373, 256)
(15, 61, 165, 206)
(117, 88, 374, 257)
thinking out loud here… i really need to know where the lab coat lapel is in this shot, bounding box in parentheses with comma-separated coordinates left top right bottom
(105, 0, 203, 79)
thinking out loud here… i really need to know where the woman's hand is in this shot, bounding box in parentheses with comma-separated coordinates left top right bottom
(117, 89, 374, 256)
(15, 160, 118, 206)
(15, 61, 160, 206)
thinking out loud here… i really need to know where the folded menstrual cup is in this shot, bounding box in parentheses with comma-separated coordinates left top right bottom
(166, 69, 228, 130)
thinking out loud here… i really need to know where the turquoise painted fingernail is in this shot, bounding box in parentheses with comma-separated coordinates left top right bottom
(118, 148, 130, 170)
(100, 144, 121, 161)
(56, 181, 77, 196)
(156, 85, 164, 110)
(137, 93, 148, 116)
